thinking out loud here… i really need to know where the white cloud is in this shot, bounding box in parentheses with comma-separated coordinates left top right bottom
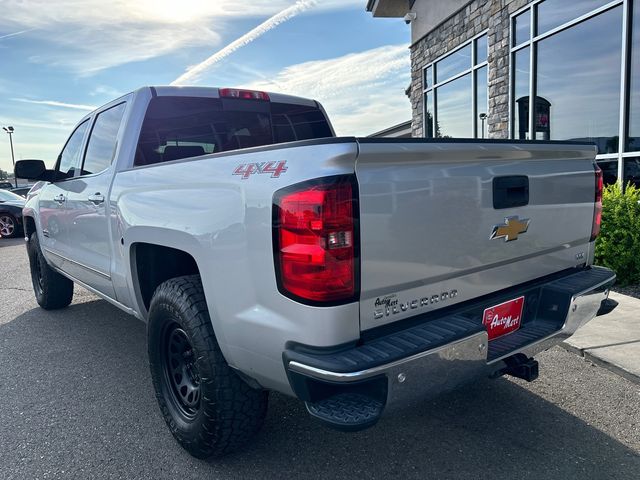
(12, 98, 97, 111)
(89, 85, 124, 98)
(0, 0, 363, 75)
(245, 44, 412, 136)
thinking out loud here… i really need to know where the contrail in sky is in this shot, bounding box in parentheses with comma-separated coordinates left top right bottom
(12, 98, 97, 111)
(0, 29, 34, 40)
(171, 0, 318, 86)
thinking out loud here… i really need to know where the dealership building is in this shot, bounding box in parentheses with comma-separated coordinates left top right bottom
(367, 0, 640, 185)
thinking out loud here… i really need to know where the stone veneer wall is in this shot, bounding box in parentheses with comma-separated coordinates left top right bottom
(409, 0, 531, 139)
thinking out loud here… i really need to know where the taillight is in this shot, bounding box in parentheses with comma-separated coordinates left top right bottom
(273, 176, 358, 305)
(590, 165, 603, 241)
(219, 88, 270, 101)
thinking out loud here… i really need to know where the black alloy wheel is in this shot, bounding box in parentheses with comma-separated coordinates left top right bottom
(162, 324, 202, 419)
(148, 275, 268, 458)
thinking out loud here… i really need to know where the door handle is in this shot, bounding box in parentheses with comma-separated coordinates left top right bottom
(88, 193, 105, 205)
(54, 194, 66, 204)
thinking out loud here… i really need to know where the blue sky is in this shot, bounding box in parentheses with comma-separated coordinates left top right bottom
(0, 0, 410, 173)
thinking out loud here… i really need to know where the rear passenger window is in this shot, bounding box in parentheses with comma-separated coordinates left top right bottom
(83, 103, 126, 175)
(57, 120, 90, 179)
(272, 103, 333, 142)
(135, 96, 333, 167)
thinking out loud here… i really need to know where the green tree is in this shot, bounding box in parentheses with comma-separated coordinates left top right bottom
(0, 168, 7, 180)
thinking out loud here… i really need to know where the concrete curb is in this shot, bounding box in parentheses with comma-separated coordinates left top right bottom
(560, 342, 640, 387)
(561, 291, 640, 386)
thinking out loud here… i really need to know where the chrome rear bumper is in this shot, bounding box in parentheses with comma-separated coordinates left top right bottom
(284, 266, 616, 429)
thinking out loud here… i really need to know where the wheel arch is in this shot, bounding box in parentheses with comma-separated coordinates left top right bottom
(23, 214, 36, 239)
(130, 241, 201, 313)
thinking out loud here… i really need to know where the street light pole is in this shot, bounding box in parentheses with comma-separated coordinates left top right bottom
(2, 126, 17, 188)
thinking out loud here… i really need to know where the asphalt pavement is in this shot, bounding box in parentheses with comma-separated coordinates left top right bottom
(1, 237, 639, 480)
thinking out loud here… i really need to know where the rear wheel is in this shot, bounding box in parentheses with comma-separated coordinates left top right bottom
(27, 232, 74, 309)
(148, 275, 268, 458)
(0, 214, 18, 238)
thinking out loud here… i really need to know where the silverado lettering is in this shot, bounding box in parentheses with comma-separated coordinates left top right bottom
(373, 290, 459, 320)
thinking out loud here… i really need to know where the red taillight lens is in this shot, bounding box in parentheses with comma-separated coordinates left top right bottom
(219, 88, 270, 101)
(274, 177, 357, 304)
(590, 166, 603, 241)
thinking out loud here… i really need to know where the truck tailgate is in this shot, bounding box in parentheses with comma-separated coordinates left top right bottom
(355, 139, 597, 331)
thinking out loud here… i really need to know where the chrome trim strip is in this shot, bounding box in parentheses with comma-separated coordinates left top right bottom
(288, 331, 488, 383)
(43, 247, 111, 280)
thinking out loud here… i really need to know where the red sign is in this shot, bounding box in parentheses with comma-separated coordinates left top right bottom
(482, 296, 524, 340)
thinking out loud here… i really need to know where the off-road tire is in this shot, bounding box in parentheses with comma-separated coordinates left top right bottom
(148, 275, 268, 459)
(27, 232, 74, 309)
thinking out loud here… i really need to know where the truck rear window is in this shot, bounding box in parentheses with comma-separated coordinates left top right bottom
(134, 96, 333, 167)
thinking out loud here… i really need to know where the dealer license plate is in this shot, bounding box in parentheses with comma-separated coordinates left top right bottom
(482, 296, 525, 340)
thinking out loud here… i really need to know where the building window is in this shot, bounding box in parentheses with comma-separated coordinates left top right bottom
(511, 0, 639, 183)
(628, 0, 640, 151)
(423, 34, 488, 139)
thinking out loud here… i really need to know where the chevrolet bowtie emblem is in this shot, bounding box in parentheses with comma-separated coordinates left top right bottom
(490, 216, 530, 242)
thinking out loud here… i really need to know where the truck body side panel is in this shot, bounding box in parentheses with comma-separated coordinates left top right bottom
(110, 140, 360, 393)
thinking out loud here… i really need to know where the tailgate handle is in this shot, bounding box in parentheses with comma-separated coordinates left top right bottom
(493, 176, 529, 209)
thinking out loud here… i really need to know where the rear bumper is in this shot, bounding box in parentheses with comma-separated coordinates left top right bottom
(284, 266, 616, 429)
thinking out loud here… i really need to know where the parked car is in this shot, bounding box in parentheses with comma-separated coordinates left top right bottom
(0, 181, 14, 189)
(10, 185, 34, 198)
(16, 86, 616, 459)
(0, 189, 25, 238)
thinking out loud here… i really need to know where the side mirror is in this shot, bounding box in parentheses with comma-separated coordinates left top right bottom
(15, 159, 55, 182)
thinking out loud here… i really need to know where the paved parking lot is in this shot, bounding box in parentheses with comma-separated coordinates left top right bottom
(1, 237, 639, 479)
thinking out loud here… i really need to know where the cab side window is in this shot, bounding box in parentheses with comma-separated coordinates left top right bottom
(57, 120, 90, 179)
(82, 103, 127, 175)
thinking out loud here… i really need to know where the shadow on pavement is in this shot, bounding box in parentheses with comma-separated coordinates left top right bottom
(0, 237, 25, 248)
(0, 298, 638, 480)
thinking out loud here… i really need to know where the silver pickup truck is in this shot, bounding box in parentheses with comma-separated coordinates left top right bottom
(16, 86, 616, 459)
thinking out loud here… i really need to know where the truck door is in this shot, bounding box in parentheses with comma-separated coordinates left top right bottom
(63, 102, 127, 297)
(38, 119, 91, 271)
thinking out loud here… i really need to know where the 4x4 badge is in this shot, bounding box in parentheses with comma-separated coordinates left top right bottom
(490, 216, 530, 242)
(233, 161, 287, 179)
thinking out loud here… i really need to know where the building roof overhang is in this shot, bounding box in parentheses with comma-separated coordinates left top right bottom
(365, 0, 414, 17)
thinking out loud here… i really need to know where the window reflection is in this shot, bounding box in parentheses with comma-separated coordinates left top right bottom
(424, 65, 433, 89)
(597, 159, 618, 186)
(436, 44, 472, 83)
(625, 158, 640, 187)
(627, 0, 640, 151)
(425, 35, 487, 139)
(537, 0, 610, 35)
(596, 158, 640, 188)
(424, 93, 434, 138)
(475, 36, 488, 64)
(436, 74, 473, 138)
(83, 103, 126, 175)
(535, 6, 622, 152)
(513, 47, 530, 139)
(476, 66, 488, 138)
(513, 9, 531, 46)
